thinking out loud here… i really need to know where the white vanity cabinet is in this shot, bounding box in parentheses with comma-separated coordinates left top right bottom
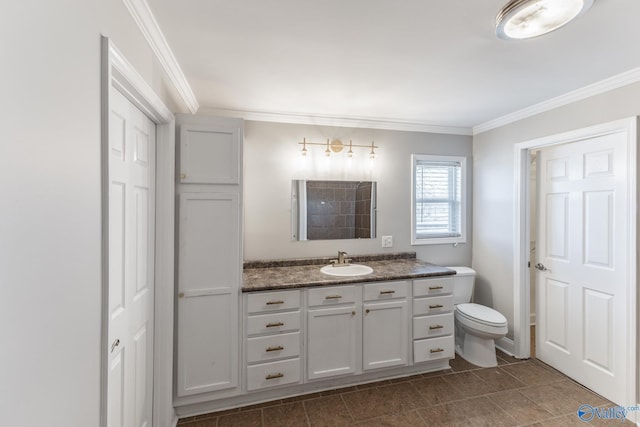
(412, 277, 455, 364)
(175, 116, 243, 402)
(245, 290, 302, 391)
(362, 281, 409, 371)
(306, 285, 359, 380)
(228, 274, 455, 417)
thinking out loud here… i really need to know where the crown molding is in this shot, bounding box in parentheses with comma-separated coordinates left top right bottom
(198, 107, 473, 136)
(473, 67, 640, 135)
(122, 0, 199, 114)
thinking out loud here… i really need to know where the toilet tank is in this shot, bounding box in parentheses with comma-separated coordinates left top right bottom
(447, 266, 476, 305)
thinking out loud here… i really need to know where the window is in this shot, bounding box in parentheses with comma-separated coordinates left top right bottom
(411, 155, 466, 245)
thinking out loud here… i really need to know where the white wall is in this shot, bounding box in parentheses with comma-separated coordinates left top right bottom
(244, 121, 473, 265)
(0, 2, 183, 426)
(472, 82, 640, 340)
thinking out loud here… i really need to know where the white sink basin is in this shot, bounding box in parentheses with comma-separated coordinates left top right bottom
(320, 264, 373, 277)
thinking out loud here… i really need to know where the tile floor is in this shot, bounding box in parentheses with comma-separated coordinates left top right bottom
(177, 349, 632, 426)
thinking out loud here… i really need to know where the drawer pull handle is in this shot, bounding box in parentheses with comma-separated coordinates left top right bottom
(266, 300, 285, 305)
(429, 286, 444, 290)
(266, 322, 285, 328)
(325, 295, 342, 300)
(430, 348, 445, 354)
(379, 290, 395, 295)
(429, 304, 444, 309)
(266, 346, 284, 352)
(429, 325, 444, 330)
(266, 373, 284, 380)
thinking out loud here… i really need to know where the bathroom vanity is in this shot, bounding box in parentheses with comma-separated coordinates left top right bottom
(176, 251, 456, 416)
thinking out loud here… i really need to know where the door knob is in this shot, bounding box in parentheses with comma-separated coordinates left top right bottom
(534, 263, 549, 271)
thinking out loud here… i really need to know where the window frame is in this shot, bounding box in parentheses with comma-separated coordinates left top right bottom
(411, 154, 467, 245)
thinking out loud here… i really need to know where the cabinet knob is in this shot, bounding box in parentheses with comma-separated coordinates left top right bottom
(178, 292, 185, 298)
(365, 309, 370, 314)
(180, 173, 186, 179)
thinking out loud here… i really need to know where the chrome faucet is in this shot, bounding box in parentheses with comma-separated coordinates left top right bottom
(337, 251, 349, 265)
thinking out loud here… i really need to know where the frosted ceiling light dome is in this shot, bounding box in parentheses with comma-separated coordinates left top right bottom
(496, 0, 594, 40)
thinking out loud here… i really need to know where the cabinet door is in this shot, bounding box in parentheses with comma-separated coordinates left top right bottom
(179, 123, 240, 184)
(178, 192, 240, 293)
(176, 192, 240, 397)
(363, 300, 408, 371)
(176, 290, 238, 396)
(307, 306, 357, 380)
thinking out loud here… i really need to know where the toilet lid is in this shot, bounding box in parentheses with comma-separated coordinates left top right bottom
(457, 303, 507, 326)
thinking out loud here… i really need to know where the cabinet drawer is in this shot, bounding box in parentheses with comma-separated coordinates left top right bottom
(413, 295, 453, 316)
(413, 277, 453, 297)
(246, 358, 301, 391)
(413, 336, 454, 363)
(247, 332, 300, 363)
(413, 313, 454, 340)
(247, 311, 301, 336)
(363, 281, 408, 301)
(247, 290, 300, 313)
(307, 285, 357, 307)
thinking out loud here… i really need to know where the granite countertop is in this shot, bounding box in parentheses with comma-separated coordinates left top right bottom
(242, 252, 455, 292)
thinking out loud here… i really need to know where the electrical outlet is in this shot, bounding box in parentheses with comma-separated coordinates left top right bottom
(381, 235, 393, 248)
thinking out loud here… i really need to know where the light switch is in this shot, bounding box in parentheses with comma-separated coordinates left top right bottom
(382, 235, 393, 248)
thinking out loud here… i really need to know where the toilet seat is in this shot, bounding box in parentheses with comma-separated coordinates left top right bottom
(456, 303, 507, 327)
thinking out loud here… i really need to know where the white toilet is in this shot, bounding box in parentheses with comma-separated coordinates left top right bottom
(447, 266, 508, 368)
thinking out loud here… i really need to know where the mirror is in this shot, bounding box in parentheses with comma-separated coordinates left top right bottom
(292, 180, 377, 241)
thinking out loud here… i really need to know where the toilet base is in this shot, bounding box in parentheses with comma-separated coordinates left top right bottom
(455, 332, 499, 368)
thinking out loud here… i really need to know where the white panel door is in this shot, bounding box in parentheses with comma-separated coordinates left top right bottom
(108, 89, 156, 427)
(176, 192, 239, 397)
(536, 132, 628, 404)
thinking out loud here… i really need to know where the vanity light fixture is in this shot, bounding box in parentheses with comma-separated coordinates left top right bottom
(495, 0, 594, 40)
(298, 138, 378, 158)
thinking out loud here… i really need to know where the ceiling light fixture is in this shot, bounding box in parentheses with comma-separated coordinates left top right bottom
(495, 0, 594, 40)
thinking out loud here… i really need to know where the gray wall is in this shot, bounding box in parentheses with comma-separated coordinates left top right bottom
(472, 81, 640, 340)
(0, 1, 183, 425)
(244, 121, 473, 265)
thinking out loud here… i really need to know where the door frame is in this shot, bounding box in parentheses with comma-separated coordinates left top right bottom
(512, 117, 637, 406)
(100, 37, 176, 427)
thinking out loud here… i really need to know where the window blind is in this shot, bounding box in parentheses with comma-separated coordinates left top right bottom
(414, 160, 462, 239)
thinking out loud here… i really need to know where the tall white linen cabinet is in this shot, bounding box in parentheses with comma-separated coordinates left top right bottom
(174, 115, 244, 406)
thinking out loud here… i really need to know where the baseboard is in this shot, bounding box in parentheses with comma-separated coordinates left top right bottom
(495, 336, 517, 358)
